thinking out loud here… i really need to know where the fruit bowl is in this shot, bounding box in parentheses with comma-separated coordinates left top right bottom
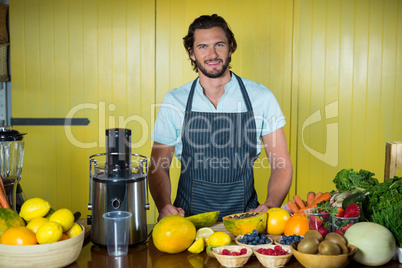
(290, 240, 357, 268)
(253, 244, 293, 268)
(0, 224, 85, 268)
(213, 245, 253, 268)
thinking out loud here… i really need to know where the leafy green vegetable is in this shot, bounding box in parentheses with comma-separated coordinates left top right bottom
(332, 168, 379, 192)
(371, 200, 402, 247)
(365, 176, 402, 221)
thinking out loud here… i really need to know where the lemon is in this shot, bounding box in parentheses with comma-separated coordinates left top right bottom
(49, 208, 75, 232)
(65, 222, 82, 238)
(19, 198, 51, 222)
(26, 217, 49, 234)
(206, 231, 232, 247)
(187, 237, 205, 253)
(36, 221, 63, 244)
(195, 227, 214, 241)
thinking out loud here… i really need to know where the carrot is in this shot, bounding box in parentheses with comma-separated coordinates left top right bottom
(287, 200, 299, 214)
(313, 192, 323, 202)
(294, 192, 332, 215)
(307, 192, 315, 206)
(293, 195, 305, 209)
(0, 176, 10, 208)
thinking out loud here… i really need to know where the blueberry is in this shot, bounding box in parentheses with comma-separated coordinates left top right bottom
(252, 229, 259, 236)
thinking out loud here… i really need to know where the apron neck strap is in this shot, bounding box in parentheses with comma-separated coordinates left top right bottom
(185, 72, 253, 112)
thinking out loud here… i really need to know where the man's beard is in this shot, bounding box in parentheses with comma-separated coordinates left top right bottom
(194, 56, 230, 78)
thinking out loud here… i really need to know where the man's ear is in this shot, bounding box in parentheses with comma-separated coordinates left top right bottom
(189, 48, 195, 61)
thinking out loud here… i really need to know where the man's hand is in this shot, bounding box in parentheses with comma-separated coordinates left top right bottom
(249, 204, 269, 212)
(158, 204, 185, 221)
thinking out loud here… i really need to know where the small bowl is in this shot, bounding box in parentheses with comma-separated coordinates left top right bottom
(274, 237, 291, 251)
(0, 224, 85, 268)
(330, 215, 359, 235)
(253, 244, 292, 268)
(305, 208, 330, 232)
(235, 234, 272, 249)
(213, 245, 253, 268)
(290, 240, 357, 268)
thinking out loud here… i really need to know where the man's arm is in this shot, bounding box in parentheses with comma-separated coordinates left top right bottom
(250, 127, 293, 211)
(148, 142, 185, 221)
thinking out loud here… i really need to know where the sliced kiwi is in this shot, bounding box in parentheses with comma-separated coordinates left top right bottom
(297, 237, 320, 254)
(318, 240, 341, 255)
(303, 230, 324, 242)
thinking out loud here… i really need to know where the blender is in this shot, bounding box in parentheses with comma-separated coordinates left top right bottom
(87, 128, 149, 246)
(0, 126, 27, 212)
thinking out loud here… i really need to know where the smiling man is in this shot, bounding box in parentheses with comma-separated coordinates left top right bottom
(149, 14, 292, 221)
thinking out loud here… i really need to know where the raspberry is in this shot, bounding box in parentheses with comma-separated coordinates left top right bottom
(221, 249, 229, 255)
(230, 251, 240, 256)
(274, 245, 282, 252)
(267, 248, 274, 255)
(240, 248, 248, 255)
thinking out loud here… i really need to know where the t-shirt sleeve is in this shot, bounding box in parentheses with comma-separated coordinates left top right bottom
(261, 90, 286, 136)
(151, 94, 184, 146)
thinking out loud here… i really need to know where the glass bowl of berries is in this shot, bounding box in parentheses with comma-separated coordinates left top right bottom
(253, 244, 293, 268)
(212, 246, 253, 268)
(330, 204, 360, 235)
(235, 229, 272, 250)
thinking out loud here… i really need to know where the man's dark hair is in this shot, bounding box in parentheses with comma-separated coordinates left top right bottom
(183, 14, 237, 72)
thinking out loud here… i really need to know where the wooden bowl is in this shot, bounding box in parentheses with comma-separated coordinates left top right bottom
(290, 240, 357, 268)
(213, 245, 253, 268)
(253, 244, 293, 268)
(0, 224, 85, 268)
(235, 234, 272, 250)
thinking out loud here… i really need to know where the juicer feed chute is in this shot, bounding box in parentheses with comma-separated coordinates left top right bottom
(87, 128, 149, 246)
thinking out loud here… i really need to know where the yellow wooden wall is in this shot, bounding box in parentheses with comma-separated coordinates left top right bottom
(9, 0, 402, 224)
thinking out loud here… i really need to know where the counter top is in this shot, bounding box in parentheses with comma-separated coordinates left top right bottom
(67, 222, 402, 268)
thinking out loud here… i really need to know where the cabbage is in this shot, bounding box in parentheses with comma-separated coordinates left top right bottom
(344, 222, 396, 266)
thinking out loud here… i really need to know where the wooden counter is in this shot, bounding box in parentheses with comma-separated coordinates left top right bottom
(67, 222, 402, 268)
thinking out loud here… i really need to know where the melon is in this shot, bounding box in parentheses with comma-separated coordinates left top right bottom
(222, 211, 267, 237)
(186, 211, 220, 229)
(0, 208, 26, 236)
(152, 215, 196, 254)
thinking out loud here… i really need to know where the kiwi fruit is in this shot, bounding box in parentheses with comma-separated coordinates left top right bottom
(325, 232, 347, 245)
(303, 230, 324, 242)
(318, 240, 341, 255)
(297, 237, 320, 254)
(337, 242, 349, 254)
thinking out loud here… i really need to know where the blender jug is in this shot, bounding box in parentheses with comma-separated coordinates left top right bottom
(0, 126, 26, 211)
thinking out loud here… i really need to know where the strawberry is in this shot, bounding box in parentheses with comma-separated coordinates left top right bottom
(344, 204, 360, 218)
(336, 223, 354, 235)
(318, 226, 329, 237)
(309, 215, 323, 230)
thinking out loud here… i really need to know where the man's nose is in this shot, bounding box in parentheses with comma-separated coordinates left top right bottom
(207, 47, 218, 58)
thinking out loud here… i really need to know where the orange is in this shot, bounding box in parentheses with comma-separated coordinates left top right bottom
(59, 233, 69, 241)
(152, 215, 196, 254)
(283, 215, 309, 236)
(0, 226, 37, 245)
(266, 207, 291, 235)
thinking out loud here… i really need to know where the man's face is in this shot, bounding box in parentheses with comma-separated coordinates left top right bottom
(189, 27, 232, 78)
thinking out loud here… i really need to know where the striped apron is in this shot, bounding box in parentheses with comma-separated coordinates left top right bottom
(173, 73, 259, 221)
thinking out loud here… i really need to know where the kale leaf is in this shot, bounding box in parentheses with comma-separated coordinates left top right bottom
(332, 168, 379, 192)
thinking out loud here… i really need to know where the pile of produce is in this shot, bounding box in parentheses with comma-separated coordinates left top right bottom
(331, 168, 402, 248)
(0, 197, 82, 245)
(286, 192, 331, 215)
